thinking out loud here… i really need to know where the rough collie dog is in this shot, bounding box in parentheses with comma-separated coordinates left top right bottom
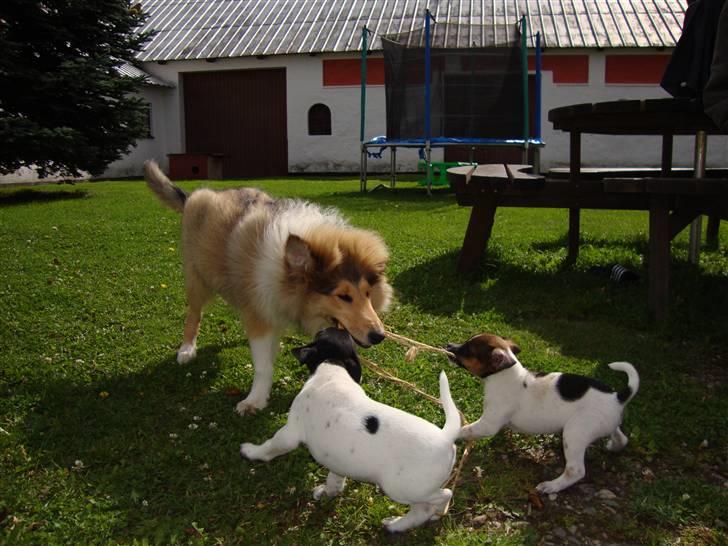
(144, 161, 392, 414)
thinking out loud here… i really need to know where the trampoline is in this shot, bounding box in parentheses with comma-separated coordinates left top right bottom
(359, 11, 544, 191)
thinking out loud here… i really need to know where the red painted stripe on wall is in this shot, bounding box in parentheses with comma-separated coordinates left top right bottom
(605, 55, 670, 84)
(323, 58, 385, 86)
(527, 55, 589, 84)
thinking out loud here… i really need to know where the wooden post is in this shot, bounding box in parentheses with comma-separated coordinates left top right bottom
(568, 131, 582, 261)
(457, 202, 497, 273)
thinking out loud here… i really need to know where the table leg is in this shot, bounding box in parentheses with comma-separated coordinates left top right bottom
(457, 202, 497, 273)
(688, 131, 707, 263)
(706, 215, 721, 248)
(649, 196, 670, 321)
(568, 131, 582, 261)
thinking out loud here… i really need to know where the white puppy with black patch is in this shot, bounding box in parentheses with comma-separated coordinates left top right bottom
(240, 327, 461, 532)
(446, 332, 639, 494)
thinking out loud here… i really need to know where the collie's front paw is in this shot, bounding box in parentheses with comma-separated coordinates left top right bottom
(235, 395, 268, 415)
(176, 343, 197, 364)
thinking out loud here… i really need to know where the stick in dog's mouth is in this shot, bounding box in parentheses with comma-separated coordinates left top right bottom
(328, 318, 370, 348)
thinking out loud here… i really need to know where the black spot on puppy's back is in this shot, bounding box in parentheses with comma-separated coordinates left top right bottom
(363, 415, 379, 434)
(557, 373, 614, 401)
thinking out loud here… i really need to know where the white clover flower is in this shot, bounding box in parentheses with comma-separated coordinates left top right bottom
(169, 433, 178, 439)
(142, 500, 149, 507)
(188, 423, 199, 430)
(208, 422, 218, 429)
(193, 415, 202, 422)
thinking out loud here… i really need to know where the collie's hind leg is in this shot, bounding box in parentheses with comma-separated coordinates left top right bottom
(178, 269, 213, 364)
(236, 323, 280, 414)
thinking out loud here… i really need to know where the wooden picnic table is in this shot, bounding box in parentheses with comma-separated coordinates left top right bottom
(448, 98, 728, 320)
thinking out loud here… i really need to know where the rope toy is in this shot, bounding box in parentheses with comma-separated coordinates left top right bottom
(358, 329, 475, 515)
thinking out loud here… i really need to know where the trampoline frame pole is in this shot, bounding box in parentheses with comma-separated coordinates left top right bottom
(534, 31, 542, 172)
(425, 9, 433, 192)
(359, 26, 368, 191)
(535, 31, 542, 143)
(520, 16, 529, 164)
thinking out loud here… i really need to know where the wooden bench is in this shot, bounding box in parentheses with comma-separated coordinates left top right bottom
(448, 163, 728, 321)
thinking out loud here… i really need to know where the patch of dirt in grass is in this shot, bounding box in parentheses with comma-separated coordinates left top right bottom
(454, 444, 728, 546)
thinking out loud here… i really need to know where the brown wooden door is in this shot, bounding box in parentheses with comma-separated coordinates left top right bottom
(183, 69, 288, 178)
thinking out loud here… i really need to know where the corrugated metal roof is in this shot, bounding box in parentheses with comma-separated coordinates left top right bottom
(118, 62, 175, 86)
(136, 0, 685, 62)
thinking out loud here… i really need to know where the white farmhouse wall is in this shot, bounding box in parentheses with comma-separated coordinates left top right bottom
(104, 86, 175, 177)
(104, 49, 728, 178)
(540, 50, 728, 170)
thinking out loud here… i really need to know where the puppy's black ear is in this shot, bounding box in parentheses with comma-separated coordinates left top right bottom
(291, 345, 320, 374)
(343, 356, 362, 384)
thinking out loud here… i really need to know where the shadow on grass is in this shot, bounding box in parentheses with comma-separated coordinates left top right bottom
(16, 344, 444, 544)
(313, 186, 456, 213)
(0, 188, 89, 207)
(17, 345, 323, 542)
(392, 246, 728, 349)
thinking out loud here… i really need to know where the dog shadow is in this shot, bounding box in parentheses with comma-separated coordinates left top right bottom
(16, 344, 455, 543)
(17, 345, 329, 540)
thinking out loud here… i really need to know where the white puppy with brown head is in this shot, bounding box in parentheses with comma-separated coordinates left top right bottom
(240, 327, 461, 532)
(446, 332, 639, 494)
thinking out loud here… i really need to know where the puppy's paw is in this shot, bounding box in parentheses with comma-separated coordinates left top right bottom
(458, 425, 474, 441)
(382, 516, 406, 533)
(176, 343, 197, 364)
(535, 480, 562, 495)
(235, 395, 268, 415)
(239, 442, 260, 460)
(312, 484, 341, 500)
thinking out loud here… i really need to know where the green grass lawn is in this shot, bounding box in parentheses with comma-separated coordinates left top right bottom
(1, 177, 727, 545)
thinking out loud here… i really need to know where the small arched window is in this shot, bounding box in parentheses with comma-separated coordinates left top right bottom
(308, 103, 332, 135)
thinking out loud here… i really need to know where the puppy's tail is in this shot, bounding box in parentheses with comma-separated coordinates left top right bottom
(439, 371, 461, 441)
(608, 361, 639, 405)
(144, 160, 187, 213)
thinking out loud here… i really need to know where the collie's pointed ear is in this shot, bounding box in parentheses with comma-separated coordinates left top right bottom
(285, 235, 313, 275)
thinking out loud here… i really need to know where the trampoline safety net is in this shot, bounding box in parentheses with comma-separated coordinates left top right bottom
(382, 23, 525, 140)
